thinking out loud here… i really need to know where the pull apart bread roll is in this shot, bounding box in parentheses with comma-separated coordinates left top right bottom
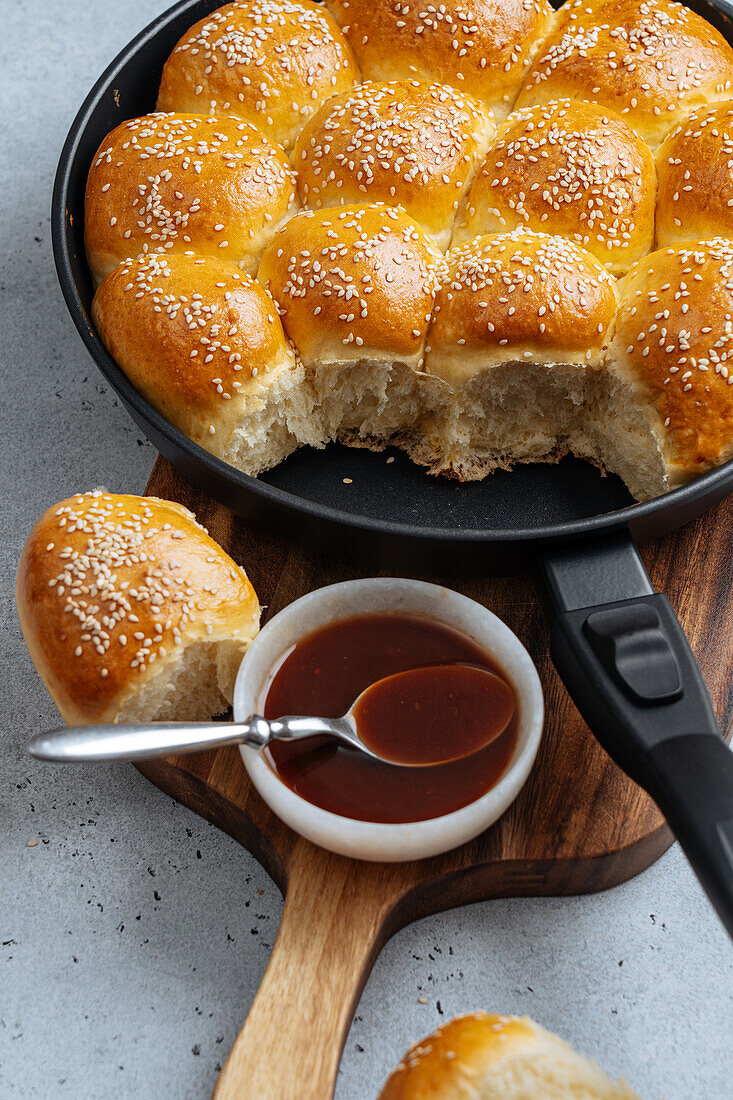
(92, 253, 303, 476)
(605, 239, 733, 495)
(422, 228, 618, 479)
(451, 100, 656, 276)
(157, 0, 359, 151)
(293, 80, 496, 250)
(656, 102, 733, 248)
(85, 112, 299, 285)
(257, 202, 444, 449)
(16, 492, 260, 724)
(378, 1012, 640, 1100)
(324, 0, 554, 122)
(515, 0, 733, 147)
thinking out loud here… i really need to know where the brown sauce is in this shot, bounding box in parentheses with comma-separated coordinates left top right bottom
(353, 664, 515, 766)
(264, 613, 518, 823)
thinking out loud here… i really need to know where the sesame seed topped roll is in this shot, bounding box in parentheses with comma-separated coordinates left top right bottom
(451, 100, 656, 275)
(656, 102, 733, 248)
(378, 1013, 640, 1100)
(84, 113, 299, 286)
(427, 228, 617, 386)
(324, 0, 554, 121)
(515, 0, 733, 148)
(16, 492, 260, 726)
(606, 239, 733, 487)
(293, 80, 496, 250)
(258, 203, 443, 367)
(157, 0, 359, 151)
(92, 253, 303, 476)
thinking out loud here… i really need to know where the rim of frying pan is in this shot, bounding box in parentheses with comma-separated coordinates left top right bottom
(51, 0, 733, 547)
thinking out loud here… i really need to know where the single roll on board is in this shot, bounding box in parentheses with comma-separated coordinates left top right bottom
(16, 492, 260, 725)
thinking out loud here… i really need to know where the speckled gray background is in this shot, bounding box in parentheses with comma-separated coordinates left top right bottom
(1, 2, 731, 1097)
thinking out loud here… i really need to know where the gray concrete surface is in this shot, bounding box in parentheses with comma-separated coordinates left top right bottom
(1, 2, 731, 1096)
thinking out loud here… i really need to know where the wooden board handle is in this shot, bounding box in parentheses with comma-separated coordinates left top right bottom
(213, 843, 393, 1100)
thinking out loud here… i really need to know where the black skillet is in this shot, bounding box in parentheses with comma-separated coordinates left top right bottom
(52, 0, 733, 933)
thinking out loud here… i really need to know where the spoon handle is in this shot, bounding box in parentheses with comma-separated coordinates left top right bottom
(27, 719, 264, 763)
(27, 715, 350, 763)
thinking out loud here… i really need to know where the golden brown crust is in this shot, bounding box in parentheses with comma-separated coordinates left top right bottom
(92, 253, 297, 459)
(324, 0, 554, 120)
(16, 492, 259, 725)
(656, 101, 733, 247)
(427, 229, 618, 384)
(378, 1012, 641, 1099)
(257, 202, 444, 365)
(452, 100, 656, 275)
(608, 239, 733, 483)
(515, 0, 733, 147)
(80, 1, 733, 500)
(84, 112, 299, 285)
(157, 0, 359, 151)
(293, 80, 496, 248)
(378, 1014, 535, 1099)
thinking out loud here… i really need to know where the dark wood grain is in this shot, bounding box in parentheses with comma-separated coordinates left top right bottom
(137, 456, 733, 1100)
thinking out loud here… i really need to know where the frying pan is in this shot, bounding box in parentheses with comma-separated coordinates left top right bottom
(52, 0, 733, 933)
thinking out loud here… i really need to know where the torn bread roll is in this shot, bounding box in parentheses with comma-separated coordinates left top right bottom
(421, 228, 620, 480)
(92, 252, 304, 476)
(257, 202, 444, 447)
(605, 238, 733, 492)
(378, 1013, 640, 1100)
(16, 492, 260, 725)
(157, 0, 359, 151)
(85, 112, 299, 285)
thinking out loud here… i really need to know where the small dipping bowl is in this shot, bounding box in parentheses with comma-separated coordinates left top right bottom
(234, 578, 544, 862)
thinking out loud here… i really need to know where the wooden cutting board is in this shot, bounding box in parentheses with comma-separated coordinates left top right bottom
(138, 455, 733, 1100)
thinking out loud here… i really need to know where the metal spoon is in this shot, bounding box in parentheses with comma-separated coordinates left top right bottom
(27, 666, 512, 767)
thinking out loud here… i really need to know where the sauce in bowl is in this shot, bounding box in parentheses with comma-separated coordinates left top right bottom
(263, 613, 518, 823)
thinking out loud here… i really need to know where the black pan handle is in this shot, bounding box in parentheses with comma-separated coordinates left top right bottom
(536, 530, 733, 936)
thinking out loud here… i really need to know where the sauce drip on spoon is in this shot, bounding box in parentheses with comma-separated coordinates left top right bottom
(352, 664, 515, 767)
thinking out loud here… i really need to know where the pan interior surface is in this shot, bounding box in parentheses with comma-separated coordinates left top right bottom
(260, 446, 633, 530)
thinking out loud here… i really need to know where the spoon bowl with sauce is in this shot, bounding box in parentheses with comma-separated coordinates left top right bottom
(351, 663, 515, 767)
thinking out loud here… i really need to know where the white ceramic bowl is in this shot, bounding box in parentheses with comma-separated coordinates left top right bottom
(234, 578, 544, 862)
